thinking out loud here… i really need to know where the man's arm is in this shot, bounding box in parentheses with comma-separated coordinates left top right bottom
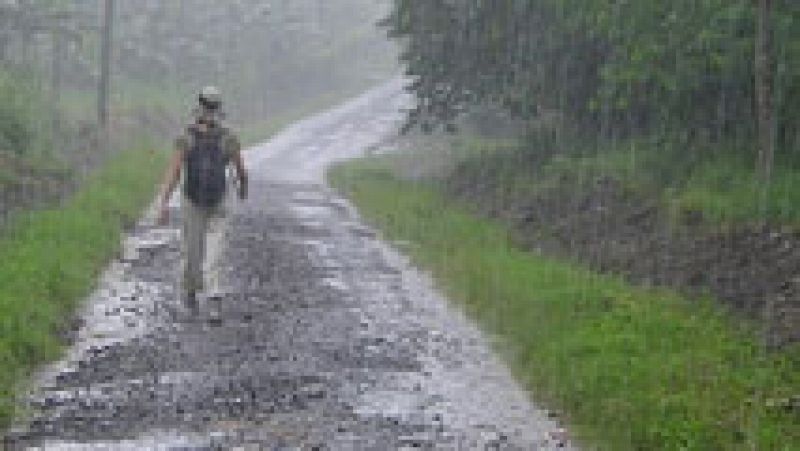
(157, 146, 185, 225)
(226, 133, 248, 200)
(231, 147, 248, 200)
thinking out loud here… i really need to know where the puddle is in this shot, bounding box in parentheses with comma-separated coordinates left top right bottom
(36, 430, 210, 451)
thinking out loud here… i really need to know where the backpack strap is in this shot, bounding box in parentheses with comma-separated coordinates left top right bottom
(185, 124, 225, 151)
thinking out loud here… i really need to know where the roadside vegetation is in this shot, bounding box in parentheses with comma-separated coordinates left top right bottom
(329, 158, 800, 450)
(0, 145, 167, 427)
(439, 131, 800, 227)
(368, 3, 800, 446)
(381, 0, 800, 225)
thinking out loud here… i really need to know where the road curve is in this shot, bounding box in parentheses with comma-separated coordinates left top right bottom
(5, 81, 572, 449)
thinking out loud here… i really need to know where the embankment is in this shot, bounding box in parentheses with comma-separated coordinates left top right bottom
(0, 147, 167, 427)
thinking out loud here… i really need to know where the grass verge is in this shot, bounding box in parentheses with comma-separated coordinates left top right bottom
(328, 159, 799, 450)
(471, 133, 800, 227)
(427, 130, 800, 228)
(0, 146, 168, 429)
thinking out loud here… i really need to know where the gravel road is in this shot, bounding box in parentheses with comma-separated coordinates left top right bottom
(5, 81, 572, 450)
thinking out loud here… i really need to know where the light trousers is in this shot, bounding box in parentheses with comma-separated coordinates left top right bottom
(182, 196, 225, 293)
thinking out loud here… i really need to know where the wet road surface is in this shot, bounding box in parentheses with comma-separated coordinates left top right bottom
(5, 82, 571, 449)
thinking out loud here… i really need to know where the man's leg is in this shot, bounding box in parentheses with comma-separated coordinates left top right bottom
(182, 198, 209, 310)
(203, 199, 228, 297)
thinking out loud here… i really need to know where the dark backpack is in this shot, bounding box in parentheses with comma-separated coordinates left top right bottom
(184, 125, 228, 208)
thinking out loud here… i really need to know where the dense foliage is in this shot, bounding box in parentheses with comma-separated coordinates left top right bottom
(383, 0, 799, 153)
(0, 71, 37, 155)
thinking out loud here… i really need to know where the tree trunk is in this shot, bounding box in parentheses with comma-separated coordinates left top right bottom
(17, 0, 31, 69)
(51, 32, 64, 142)
(98, 0, 114, 131)
(0, 28, 9, 64)
(755, 0, 775, 189)
(755, 0, 778, 347)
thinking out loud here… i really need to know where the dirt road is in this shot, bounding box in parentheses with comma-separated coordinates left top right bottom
(5, 82, 570, 449)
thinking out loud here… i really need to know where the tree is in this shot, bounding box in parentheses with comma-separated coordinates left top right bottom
(384, 0, 800, 158)
(755, 0, 775, 189)
(98, 0, 112, 131)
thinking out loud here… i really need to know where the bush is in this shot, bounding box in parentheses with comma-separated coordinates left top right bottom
(0, 70, 44, 156)
(0, 89, 32, 155)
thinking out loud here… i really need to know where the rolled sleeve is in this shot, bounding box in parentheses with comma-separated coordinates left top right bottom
(223, 133, 241, 160)
(175, 134, 190, 152)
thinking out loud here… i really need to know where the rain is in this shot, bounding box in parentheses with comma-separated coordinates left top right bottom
(0, 1, 797, 449)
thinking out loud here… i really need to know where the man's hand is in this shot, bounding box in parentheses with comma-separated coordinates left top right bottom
(238, 179, 248, 200)
(157, 202, 170, 226)
(158, 145, 184, 226)
(231, 145, 248, 201)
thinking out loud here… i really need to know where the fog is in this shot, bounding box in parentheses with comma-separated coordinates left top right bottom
(0, 0, 396, 175)
(0, 2, 798, 449)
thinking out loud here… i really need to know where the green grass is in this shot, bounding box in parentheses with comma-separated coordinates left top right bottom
(544, 140, 800, 226)
(0, 146, 168, 429)
(0, 150, 71, 193)
(673, 158, 800, 225)
(442, 132, 800, 227)
(329, 159, 800, 450)
(0, 69, 51, 157)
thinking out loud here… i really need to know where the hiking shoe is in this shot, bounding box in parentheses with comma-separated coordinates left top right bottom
(207, 294, 223, 326)
(183, 289, 199, 315)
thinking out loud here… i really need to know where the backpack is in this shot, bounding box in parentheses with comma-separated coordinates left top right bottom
(183, 125, 228, 208)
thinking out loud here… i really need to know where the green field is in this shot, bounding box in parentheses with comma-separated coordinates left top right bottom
(329, 159, 800, 450)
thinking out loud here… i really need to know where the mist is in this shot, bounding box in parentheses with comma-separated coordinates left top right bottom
(0, 2, 798, 449)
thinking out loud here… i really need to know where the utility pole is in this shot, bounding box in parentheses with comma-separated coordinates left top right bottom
(17, 0, 32, 69)
(98, 0, 113, 135)
(51, 30, 64, 140)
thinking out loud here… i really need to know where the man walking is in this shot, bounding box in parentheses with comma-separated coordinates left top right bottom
(158, 86, 248, 311)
